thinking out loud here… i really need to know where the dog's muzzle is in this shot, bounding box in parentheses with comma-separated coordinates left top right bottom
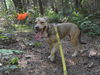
(34, 25, 41, 32)
(35, 26, 39, 31)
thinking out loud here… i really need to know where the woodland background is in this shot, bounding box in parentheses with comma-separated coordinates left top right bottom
(0, 0, 100, 75)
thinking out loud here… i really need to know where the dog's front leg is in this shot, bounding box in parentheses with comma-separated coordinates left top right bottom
(48, 43, 58, 62)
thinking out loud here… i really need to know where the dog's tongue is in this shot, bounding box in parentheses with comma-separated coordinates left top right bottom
(35, 32, 42, 40)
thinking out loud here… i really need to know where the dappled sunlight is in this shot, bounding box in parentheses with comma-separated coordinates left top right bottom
(12, 24, 34, 32)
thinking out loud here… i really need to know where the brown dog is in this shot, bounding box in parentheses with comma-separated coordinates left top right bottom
(34, 17, 85, 61)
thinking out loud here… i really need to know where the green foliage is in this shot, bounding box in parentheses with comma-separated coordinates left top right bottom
(0, 65, 18, 71)
(5, 0, 15, 11)
(10, 57, 19, 65)
(1, 9, 17, 23)
(81, 0, 89, 7)
(25, 8, 40, 25)
(45, 9, 61, 22)
(25, 41, 42, 47)
(33, 7, 41, 18)
(68, 11, 84, 26)
(0, 34, 9, 40)
(80, 20, 100, 36)
(0, 9, 17, 32)
(0, 9, 8, 17)
(0, 49, 22, 71)
(68, 11, 100, 37)
(12, 24, 33, 32)
(33, 42, 42, 47)
(0, 49, 24, 55)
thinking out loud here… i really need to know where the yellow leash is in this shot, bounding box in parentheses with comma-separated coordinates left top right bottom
(54, 24, 68, 75)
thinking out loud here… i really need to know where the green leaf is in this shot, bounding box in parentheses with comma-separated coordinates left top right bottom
(10, 57, 19, 65)
(33, 42, 42, 47)
(0, 49, 24, 55)
(0, 65, 18, 71)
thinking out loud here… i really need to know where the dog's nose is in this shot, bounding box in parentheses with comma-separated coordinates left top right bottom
(35, 27, 39, 30)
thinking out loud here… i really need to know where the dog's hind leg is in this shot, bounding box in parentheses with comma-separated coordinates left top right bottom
(48, 43, 58, 61)
(71, 39, 79, 57)
(70, 30, 81, 57)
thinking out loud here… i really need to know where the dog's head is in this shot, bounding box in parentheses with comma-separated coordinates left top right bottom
(34, 17, 48, 40)
(34, 17, 48, 31)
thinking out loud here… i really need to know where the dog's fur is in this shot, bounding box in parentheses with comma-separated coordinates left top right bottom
(34, 17, 84, 61)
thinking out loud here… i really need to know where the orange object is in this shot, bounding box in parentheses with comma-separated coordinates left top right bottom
(17, 13, 28, 20)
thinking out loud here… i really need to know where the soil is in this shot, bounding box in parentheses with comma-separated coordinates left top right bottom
(0, 19, 100, 75)
(0, 31, 99, 75)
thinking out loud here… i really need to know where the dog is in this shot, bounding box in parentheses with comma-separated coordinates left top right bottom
(34, 17, 85, 61)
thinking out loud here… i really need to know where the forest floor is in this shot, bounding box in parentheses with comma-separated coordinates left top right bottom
(0, 18, 100, 75)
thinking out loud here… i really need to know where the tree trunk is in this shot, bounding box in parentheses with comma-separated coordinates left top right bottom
(75, 0, 82, 11)
(2, 0, 7, 11)
(12, 0, 23, 12)
(51, 0, 58, 13)
(38, 0, 44, 15)
(32, 0, 38, 9)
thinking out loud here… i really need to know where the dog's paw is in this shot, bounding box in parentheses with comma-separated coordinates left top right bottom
(48, 55, 55, 62)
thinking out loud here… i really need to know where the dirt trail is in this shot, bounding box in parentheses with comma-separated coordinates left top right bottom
(0, 17, 100, 75)
(0, 31, 99, 75)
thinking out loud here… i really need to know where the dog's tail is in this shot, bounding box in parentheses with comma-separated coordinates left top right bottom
(79, 31, 86, 44)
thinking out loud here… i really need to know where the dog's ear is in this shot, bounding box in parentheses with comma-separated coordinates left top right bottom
(35, 17, 40, 22)
(44, 17, 53, 23)
(43, 17, 49, 22)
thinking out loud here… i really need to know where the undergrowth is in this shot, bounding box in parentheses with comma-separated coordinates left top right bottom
(0, 8, 100, 37)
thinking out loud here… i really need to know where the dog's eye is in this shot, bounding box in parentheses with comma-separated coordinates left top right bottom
(40, 22, 44, 24)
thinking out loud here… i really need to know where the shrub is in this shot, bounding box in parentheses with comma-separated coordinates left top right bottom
(45, 9, 62, 23)
(68, 11, 84, 26)
(68, 11, 100, 37)
(24, 8, 40, 26)
(10, 57, 19, 65)
(80, 20, 100, 36)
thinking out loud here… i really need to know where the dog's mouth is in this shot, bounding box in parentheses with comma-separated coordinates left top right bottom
(35, 26, 46, 40)
(35, 30, 43, 40)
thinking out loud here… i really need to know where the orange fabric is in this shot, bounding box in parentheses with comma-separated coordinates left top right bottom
(17, 13, 28, 20)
